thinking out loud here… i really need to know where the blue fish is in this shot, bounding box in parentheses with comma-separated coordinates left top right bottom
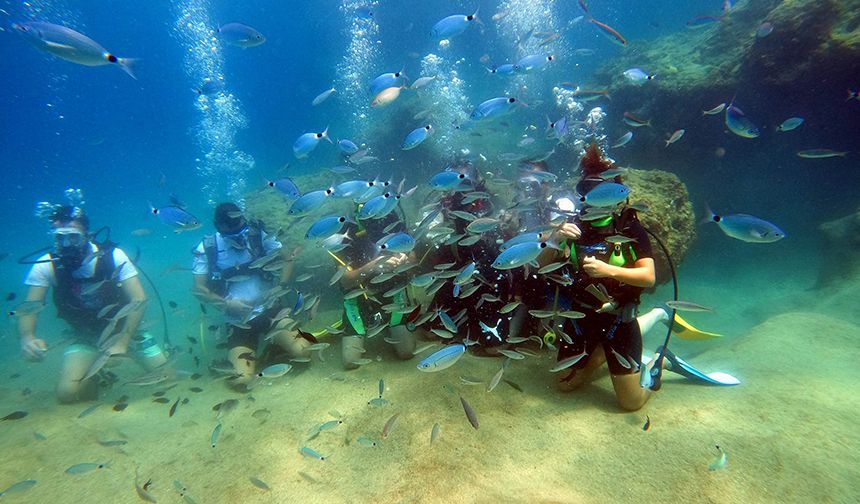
(437, 310, 458, 332)
(267, 178, 301, 199)
(195, 78, 224, 96)
(150, 205, 200, 232)
(430, 170, 469, 190)
(547, 116, 568, 141)
(13, 21, 137, 79)
(402, 125, 433, 150)
(492, 241, 555, 270)
(335, 180, 375, 198)
(293, 127, 332, 159)
(293, 292, 304, 314)
(725, 102, 760, 139)
(453, 262, 476, 285)
(374, 192, 403, 219)
(430, 9, 479, 40)
(369, 70, 408, 96)
(377, 232, 416, 254)
(622, 68, 656, 85)
(704, 205, 785, 243)
(358, 193, 390, 220)
(470, 97, 522, 121)
(499, 231, 547, 251)
(306, 215, 352, 240)
(338, 139, 359, 154)
(777, 117, 804, 132)
(417, 344, 466, 372)
(288, 188, 334, 216)
(488, 64, 515, 75)
(329, 165, 356, 174)
(582, 182, 630, 207)
(514, 54, 555, 73)
(217, 23, 266, 48)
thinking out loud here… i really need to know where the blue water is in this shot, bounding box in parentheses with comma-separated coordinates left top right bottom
(1, 0, 858, 501)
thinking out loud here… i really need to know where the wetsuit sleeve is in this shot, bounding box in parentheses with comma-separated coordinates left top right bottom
(23, 255, 54, 287)
(192, 242, 208, 275)
(628, 222, 653, 260)
(112, 248, 139, 281)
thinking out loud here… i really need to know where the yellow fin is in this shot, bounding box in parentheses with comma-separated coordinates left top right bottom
(671, 313, 722, 340)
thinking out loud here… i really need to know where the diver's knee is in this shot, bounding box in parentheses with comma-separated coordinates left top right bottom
(389, 326, 416, 360)
(616, 393, 647, 412)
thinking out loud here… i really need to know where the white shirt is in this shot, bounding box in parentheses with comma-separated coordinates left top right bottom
(192, 231, 282, 319)
(25, 243, 138, 287)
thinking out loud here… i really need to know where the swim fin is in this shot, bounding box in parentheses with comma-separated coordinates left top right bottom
(642, 348, 740, 386)
(670, 312, 722, 341)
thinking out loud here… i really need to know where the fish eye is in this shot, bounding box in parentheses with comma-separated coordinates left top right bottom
(508, 97, 516, 103)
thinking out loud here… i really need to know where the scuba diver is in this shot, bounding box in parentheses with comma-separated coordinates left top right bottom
(17, 203, 150, 403)
(423, 160, 518, 353)
(533, 143, 659, 411)
(192, 203, 308, 389)
(334, 198, 420, 369)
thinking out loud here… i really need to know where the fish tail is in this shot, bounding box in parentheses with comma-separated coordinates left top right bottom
(116, 57, 137, 80)
(700, 203, 717, 225)
(321, 125, 332, 144)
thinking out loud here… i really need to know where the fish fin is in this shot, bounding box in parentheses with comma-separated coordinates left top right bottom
(700, 203, 717, 225)
(44, 41, 76, 50)
(116, 57, 137, 80)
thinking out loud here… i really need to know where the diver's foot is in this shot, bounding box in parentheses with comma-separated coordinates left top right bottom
(556, 369, 581, 392)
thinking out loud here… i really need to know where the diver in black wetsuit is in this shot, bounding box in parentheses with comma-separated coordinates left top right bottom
(535, 144, 659, 411)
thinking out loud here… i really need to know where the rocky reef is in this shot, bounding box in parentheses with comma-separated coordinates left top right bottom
(816, 205, 860, 288)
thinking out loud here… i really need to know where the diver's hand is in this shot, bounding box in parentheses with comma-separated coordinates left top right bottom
(582, 256, 612, 278)
(553, 222, 582, 241)
(225, 299, 252, 317)
(21, 337, 48, 361)
(383, 253, 409, 270)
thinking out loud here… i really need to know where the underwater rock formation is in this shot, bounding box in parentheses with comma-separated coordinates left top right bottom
(593, 0, 860, 165)
(816, 205, 860, 288)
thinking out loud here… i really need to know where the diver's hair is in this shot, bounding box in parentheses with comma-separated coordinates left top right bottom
(579, 142, 614, 178)
(50, 205, 89, 231)
(214, 202, 245, 233)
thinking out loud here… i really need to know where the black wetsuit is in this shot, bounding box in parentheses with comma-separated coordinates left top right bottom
(523, 209, 653, 374)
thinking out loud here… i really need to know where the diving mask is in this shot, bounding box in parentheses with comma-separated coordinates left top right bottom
(53, 227, 87, 248)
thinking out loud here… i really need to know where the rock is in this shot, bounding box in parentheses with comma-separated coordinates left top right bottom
(816, 206, 860, 288)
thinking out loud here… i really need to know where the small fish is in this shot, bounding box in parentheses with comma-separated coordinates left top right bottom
(487, 367, 504, 392)
(13, 21, 136, 78)
(150, 205, 201, 232)
(702, 103, 727, 116)
(498, 349, 525, 360)
(725, 102, 760, 138)
(267, 178, 301, 199)
(153, 397, 170, 404)
(378, 378, 385, 398)
(550, 350, 589, 372)
(430, 170, 469, 190)
(665, 300, 713, 312)
(796, 149, 848, 159)
(293, 127, 332, 159)
(402, 125, 433, 150)
(300, 446, 326, 461)
(583, 182, 630, 207)
(503, 379, 523, 392)
(371, 85, 405, 107)
(470, 97, 522, 121)
(65, 462, 109, 475)
(257, 363, 293, 379)
(756, 22, 774, 38)
(777, 117, 803, 132)
(211, 423, 222, 448)
(169, 398, 180, 417)
(411, 75, 438, 89)
(665, 129, 685, 147)
(642, 415, 651, 431)
(77, 403, 101, 418)
(0, 479, 37, 497)
(356, 436, 378, 447)
(431, 423, 441, 444)
(705, 205, 785, 243)
(368, 397, 390, 407)
(217, 22, 265, 48)
(1, 410, 28, 421)
(492, 241, 556, 270)
(382, 413, 401, 439)
(514, 54, 555, 73)
(249, 477, 271, 491)
(623, 68, 655, 85)
(417, 344, 466, 372)
(430, 9, 480, 40)
(500, 301, 522, 314)
(459, 396, 479, 429)
(312, 87, 336, 106)
(589, 18, 627, 46)
(708, 445, 728, 471)
(611, 131, 633, 148)
(622, 111, 651, 128)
